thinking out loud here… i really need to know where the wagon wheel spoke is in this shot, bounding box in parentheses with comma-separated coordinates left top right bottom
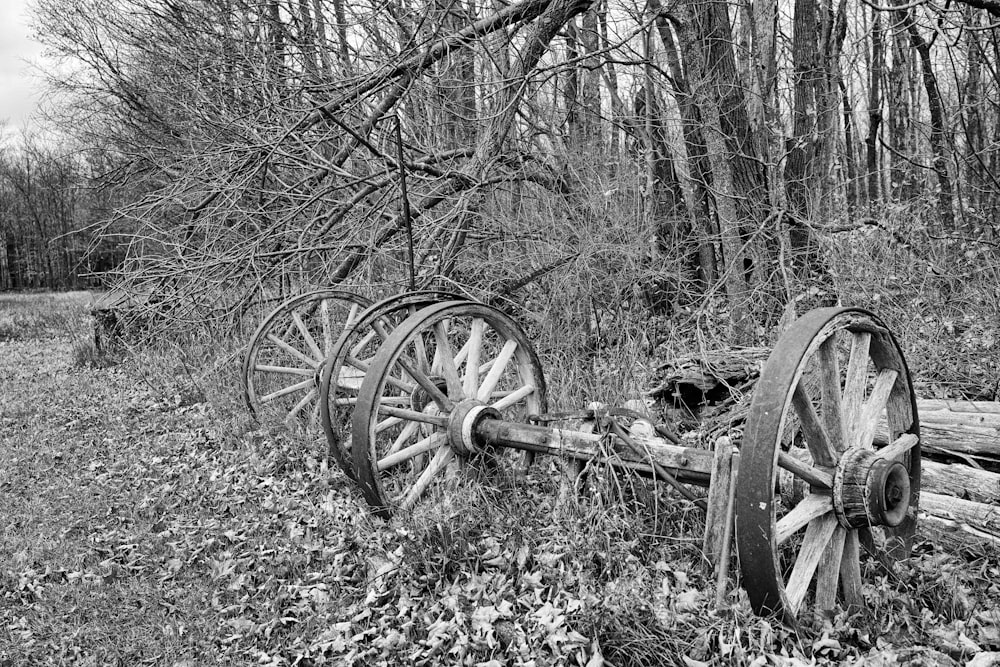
(814, 524, 848, 611)
(876, 433, 920, 461)
(401, 446, 455, 510)
(267, 334, 318, 368)
(817, 336, 845, 452)
(842, 331, 872, 447)
(791, 382, 837, 467)
(785, 513, 839, 616)
(350, 328, 379, 359)
(397, 353, 453, 411)
(856, 369, 898, 449)
(255, 364, 314, 377)
(261, 378, 314, 403)
(321, 300, 334, 358)
(433, 321, 464, 398)
(476, 340, 518, 402)
(286, 388, 318, 423)
(384, 421, 422, 458)
(378, 432, 447, 471)
(839, 530, 864, 608)
(376, 404, 448, 426)
(291, 312, 325, 362)
(777, 452, 833, 489)
(491, 384, 536, 410)
(776, 494, 834, 545)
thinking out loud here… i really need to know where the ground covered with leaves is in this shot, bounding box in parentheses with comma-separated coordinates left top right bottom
(2, 292, 1000, 666)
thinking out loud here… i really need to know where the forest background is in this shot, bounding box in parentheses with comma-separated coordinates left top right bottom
(0, 0, 997, 382)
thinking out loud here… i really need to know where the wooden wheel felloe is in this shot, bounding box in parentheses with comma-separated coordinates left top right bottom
(318, 290, 470, 479)
(242, 289, 371, 430)
(736, 307, 920, 623)
(351, 301, 547, 518)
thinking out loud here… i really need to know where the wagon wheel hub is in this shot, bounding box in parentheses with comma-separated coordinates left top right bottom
(447, 399, 500, 456)
(833, 447, 912, 528)
(410, 375, 447, 413)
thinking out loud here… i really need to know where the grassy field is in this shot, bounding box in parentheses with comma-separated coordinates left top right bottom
(2, 291, 999, 666)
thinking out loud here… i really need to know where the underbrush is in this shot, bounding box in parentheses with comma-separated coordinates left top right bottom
(825, 204, 1000, 400)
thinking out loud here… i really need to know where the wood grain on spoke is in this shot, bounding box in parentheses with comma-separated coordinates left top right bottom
(776, 493, 834, 545)
(291, 312, 324, 361)
(385, 421, 421, 458)
(839, 530, 863, 608)
(261, 378, 313, 403)
(856, 369, 899, 449)
(378, 432, 446, 471)
(876, 433, 919, 461)
(785, 513, 839, 615)
(843, 331, 872, 446)
(817, 335, 845, 451)
(267, 334, 318, 368)
(463, 318, 485, 397)
(255, 364, 313, 377)
(286, 388, 317, 421)
(476, 340, 518, 402)
(376, 404, 448, 426)
(320, 301, 332, 357)
(791, 382, 838, 466)
(491, 384, 535, 410)
(777, 452, 833, 489)
(815, 524, 847, 611)
(433, 321, 464, 398)
(345, 302, 360, 327)
(349, 329, 379, 359)
(401, 445, 454, 509)
(396, 356, 453, 411)
(375, 415, 402, 433)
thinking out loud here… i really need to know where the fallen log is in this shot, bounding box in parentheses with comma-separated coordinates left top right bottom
(876, 400, 1000, 470)
(918, 492, 1000, 548)
(921, 459, 1000, 505)
(921, 492, 1000, 533)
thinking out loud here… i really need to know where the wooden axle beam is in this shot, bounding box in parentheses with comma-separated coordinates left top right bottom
(477, 418, 714, 486)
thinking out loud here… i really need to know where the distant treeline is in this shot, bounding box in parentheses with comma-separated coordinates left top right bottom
(0, 139, 124, 291)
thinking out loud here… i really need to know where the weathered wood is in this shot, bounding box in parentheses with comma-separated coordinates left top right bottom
(876, 400, 1000, 466)
(918, 513, 1000, 550)
(921, 492, 1000, 534)
(478, 419, 714, 485)
(922, 460, 1000, 504)
(704, 437, 735, 563)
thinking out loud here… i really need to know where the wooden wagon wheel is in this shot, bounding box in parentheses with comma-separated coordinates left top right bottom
(242, 289, 371, 430)
(351, 301, 547, 518)
(736, 307, 920, 623)
(318, 290, 470, 479)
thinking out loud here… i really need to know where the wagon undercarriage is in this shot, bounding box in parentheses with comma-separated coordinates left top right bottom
(241, 290, 981, 624)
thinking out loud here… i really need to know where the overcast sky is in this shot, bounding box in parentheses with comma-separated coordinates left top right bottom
(0, 0, 47, 139)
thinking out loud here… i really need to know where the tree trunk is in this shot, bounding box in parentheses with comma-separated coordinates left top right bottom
(652, 4, 717, 288)
(887, 25, 912, 199)
(961, 9, 984, 215)
(675, 0, 776, 335)
(866, 7, 883, 205)
(900, 7, 955, 230)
